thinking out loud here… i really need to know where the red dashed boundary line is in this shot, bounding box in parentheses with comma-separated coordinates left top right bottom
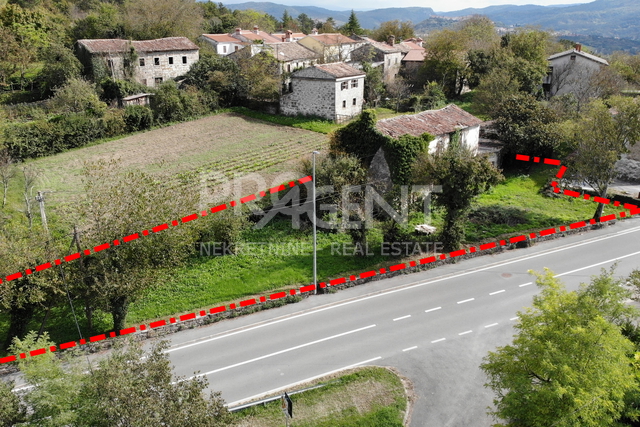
(2, 155, 639, 365)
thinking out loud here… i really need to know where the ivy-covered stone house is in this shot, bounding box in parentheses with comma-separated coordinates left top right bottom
(76, 37, 199, 88)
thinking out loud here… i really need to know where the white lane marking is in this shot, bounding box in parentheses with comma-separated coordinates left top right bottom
(485, 323, 499, 328)
(489, 290, 505, 295)
(393, 315, 411, 321)
(431, 338, 446, 343)
(519, 282, 532, 287)
(458, 330, 473, 336)
(425, 307, 442, 313)
(183, 324, 376, 380)
(225, 356, 382, 408)
(510, 317, 519, 321)
(457, 298, 475, 304)
(167, 231, 640, 353)
(402, 346, 418, 352)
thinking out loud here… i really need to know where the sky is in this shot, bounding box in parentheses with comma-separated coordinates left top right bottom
(221, 0, 589, 13)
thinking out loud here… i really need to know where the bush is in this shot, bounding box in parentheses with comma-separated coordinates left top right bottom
(49, 78, 107, 117)
(123, 105, 153, 132)
(100, 78, 149, 105)
(150, 82, 204, 123)
(101, 109, 127, 137)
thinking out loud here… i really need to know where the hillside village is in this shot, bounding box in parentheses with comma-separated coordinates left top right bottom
(2, 0, 640, 425)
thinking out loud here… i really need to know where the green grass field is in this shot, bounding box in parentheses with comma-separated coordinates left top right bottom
(231, 367, 407, 427)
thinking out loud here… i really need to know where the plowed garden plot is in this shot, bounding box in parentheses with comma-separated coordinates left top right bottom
(31, 112, 328, 206)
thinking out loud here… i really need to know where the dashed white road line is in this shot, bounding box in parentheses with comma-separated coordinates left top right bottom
(425, 307, 442, 313)
(393, 315, 411, 321)
(431, 338, 446, 343)
(489, 290, 505, 295)
(457, 298, 475, 304)
(510, 317, 519, 321)
(458, 330, 473, 336)
(519, 282, 532, 287)
(484, 323, 499, 328)
(402, 346, 418, 352)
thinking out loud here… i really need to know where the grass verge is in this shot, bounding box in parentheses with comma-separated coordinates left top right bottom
(229, 107, 341, 134)
(231, 367, 407, 427)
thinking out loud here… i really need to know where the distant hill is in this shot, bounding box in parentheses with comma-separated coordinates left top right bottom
(225, 2, 435, 29)
(226, 0, 640, 46)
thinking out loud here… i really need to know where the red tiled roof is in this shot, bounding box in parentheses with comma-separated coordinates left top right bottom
(201, 34, 243, 43)
(77, 37, 198, 53)
(307, 33, 358, 46)
(314, 62, 365, 78)
(399, 41, 424, 50)
(235, 30, 282, 44)
(376, 104, 483, 138)
(402, 49, 426, 62)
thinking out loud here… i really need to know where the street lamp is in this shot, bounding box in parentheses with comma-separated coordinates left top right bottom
(312, 150, 320, 295)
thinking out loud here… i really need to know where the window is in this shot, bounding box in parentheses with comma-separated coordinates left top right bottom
(107, 59, 113, 68)
(288, 82, 292, 92)
(342, 100, 346, 108)
(341, 81, 348, 90)
(352, 98, 356, 106)
(287, 64, 291, 73)
(351, 79, 358, 88)
(570, 55, 576, 61)
(169, 57, 174, 65)
(155, 77, 163, 84)
(223, 46, 227, 53)
(154, 57, 160, 66)
(182, 56, 187, 64)
(139, 58, 145, 66)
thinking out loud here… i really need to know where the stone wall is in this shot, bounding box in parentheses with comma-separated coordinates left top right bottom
(281, 77, 336, 120)
(135, 50, 199, 87)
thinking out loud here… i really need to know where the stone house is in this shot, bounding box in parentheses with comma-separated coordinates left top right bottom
(76, 37, 199, 88)
(297, 32, 363, 63)
(280, 63, 365, 122)
(199, 34, 246, 55)
(375, 104, 483, 153)
(544, 44, 609, 98)
(350, 36, 403, 83)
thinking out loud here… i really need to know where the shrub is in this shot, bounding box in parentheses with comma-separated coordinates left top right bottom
(101, 109, 127, 137)
(123, 105, 153, 132)
(100, 78, 149, 105)
(49, 78, 107, 117)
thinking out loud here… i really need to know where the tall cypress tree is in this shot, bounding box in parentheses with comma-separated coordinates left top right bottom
(344, 10, 363, 35)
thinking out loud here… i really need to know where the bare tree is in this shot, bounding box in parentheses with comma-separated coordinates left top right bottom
(387, 77, 412, 112)
(0, 149, 16, 209)
(21, 165, 40, 229)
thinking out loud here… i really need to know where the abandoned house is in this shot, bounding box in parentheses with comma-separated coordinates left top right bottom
(376, 104, 483, 153)
(544, 43, 609, 98)
(76, 37, 199, 87)
(350, 36, 403, 83)
(280, 62, 365, 122)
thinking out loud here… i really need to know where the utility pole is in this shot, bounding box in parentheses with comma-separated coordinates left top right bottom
(312, 151, 320, 295)
(36, 191, 48, 235)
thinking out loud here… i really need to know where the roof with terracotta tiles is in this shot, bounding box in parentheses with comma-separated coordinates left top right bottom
(77, 37, 198, 53)
(201, 34, 244, 44)
(306, 33, 360, 46)
(402, 49, 426, 62)
(376, 104, 483, 138)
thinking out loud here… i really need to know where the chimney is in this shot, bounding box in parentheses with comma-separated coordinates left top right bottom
(253, 25, 259, 34)
(388, 35, 395, 46)
(575, 43, 582, 52)
(416, 37, 423, 48)
(312, 28, 318, 35)
(286, 29, 293, 42)
(235, 28, 241, 35)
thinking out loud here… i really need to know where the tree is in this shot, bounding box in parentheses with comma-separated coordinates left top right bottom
(184, 54, 242, 106)
(37, 43, 83, 97)
(297, 12, 314, 35)
(386, 77, 412, 112)
(413, 140, 502, 251)
(420, 28, 468, 97)
(500, 28, 551, 95)
(50, 77, 107, 116)
(78, 160, 201, 332)
(0, 377, 27, 426)
(370, 20, 414, 43)
(8, 333, 233, 426)
(233, 9, 277, 33)
(362, 61, 385, 107)
(235, 50, 280, 102)
(341, 10, 362, 35)
(474, 67, 521, 117)
(317, 16, 336, 33)
(123, 0, 203, 40)
(567, 96, 640, 220)
(281, 9, 295, 30)
(494, 93, 565, 166)
(481, 268, 637, 427)
(0, 149, 16, 209)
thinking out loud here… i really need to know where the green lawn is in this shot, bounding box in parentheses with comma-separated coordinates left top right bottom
(231, 367, 406, 427)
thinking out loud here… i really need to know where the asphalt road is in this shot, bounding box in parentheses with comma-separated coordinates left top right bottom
(162, 217, 640, 426)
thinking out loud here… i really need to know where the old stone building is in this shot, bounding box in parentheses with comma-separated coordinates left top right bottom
(76, 37, 199, 88)
(280, 63, 365, 122)
(351, 36, 403, 83)
(376, 104, 483, 153)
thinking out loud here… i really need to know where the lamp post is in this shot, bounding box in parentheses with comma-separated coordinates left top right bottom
(312, 150, 320, 295)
